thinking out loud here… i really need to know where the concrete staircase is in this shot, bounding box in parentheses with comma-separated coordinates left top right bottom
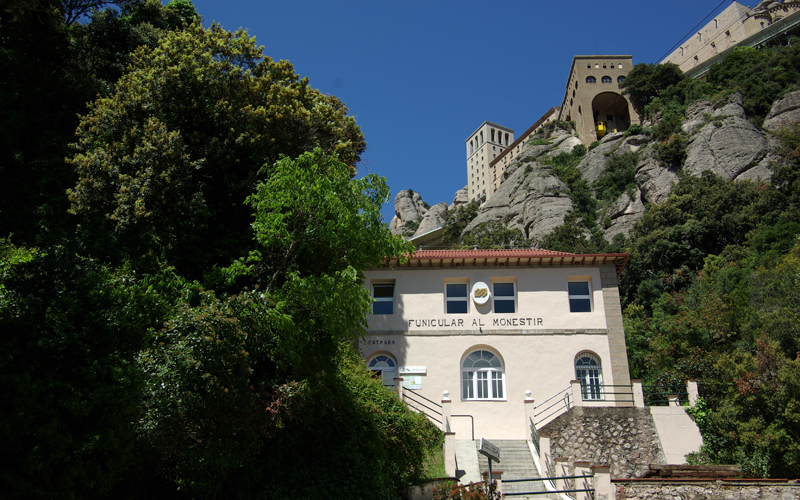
(475, 440, 547, 499)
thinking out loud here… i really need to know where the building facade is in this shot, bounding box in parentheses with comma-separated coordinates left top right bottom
(465, 121, 514, 203)
(489, 107, 560, 200)
(360, 249, 631, 440)
(661, 1, 800, 77)
(557, 55, 639, 145)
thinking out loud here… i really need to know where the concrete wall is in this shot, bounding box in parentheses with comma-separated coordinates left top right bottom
(540, 407, 667, 479)
(615, 479, 800, 499)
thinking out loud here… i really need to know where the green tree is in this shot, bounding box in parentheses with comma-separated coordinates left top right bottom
(443, 200, 479, 246)
(68, 23, 366, 279)
(133, 150, 431, 498)
(0, 241, 168, 498)
(619, 62, 687, 117)
(461, 221, 530, 249)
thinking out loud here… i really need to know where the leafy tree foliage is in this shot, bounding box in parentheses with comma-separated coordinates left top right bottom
(461, 221, 530, 249)
(443, 200, 479, 246)
(0, 241, 168, 498)
(68, 23, 366, 279)
(593, 151, 638, 202)
(619, 62, 686, 117)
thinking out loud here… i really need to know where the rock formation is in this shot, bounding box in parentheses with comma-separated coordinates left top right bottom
(395, 91, 793, 246)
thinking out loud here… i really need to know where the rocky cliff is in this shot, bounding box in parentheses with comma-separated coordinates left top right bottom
(390, 91, 800, 245)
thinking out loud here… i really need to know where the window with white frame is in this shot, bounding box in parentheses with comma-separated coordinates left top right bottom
(462, 350, 504, 400)
(568, 281, 592, 312)
(368, 355, 397, 387)
(575, 352, 603, 400)
(493, 282, 515, 313)
(372, 282, 394, 314)
(446, 283, 468, 314)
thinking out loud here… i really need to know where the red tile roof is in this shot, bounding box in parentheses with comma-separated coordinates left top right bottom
(379, 248, 630, 277)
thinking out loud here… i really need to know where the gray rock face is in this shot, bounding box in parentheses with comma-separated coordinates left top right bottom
(462, 157, 572, 242)
(603, 189, 646, 242)
(763, 90, 800, 132)
(635, 148, 678, 205)
(389, 189, 429, 236)
(577, 135, 626, 184)
(684, 96, 770, 181)
(413, 202, 446, 237)
(450, 186, 469, 210)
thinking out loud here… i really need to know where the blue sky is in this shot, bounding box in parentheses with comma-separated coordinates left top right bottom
(191, 0, 738, 223)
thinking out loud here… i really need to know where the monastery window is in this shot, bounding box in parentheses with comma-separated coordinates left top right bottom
(575, 352, 603, 401)
(480, 131, 484, 144)
(568, 281, 591, 312)
(470, 140, 474, 155)
(505, 133, 509, 146)
(618, 64, 623, 69)
(491, 129, 495, 142)
(617, 76, 626, 84)
(368, 355, 397, 388)
(493, 282, 516, 313)
(446, 282, 469, 314)
(601, 75, 612, 83)
(586, 76, 596, 83)
(372, 282, 395, 315)
(725, 30, 730, 36)
(714, 19, 718, 29)
(462, 350, 505, 400)
(595, 63, 599, 68)
(587, 64, 591, 69)
(694, 55, 699, 61)
(603, 63, 607, 68)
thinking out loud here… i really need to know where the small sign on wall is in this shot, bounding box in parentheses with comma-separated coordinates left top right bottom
(403, 376, 422, 390)
(399, 366, 426, 375)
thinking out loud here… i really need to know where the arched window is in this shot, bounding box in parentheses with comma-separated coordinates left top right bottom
(368, 355, 397, 387)
(601, 75, 612, 83)
(617, 76, 626, 84)
(575, 352, 603, 401)
(462, 350, 504, 400)
(586, 76, 596, 83)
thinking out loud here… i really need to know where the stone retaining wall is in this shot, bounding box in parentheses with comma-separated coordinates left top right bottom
(614, 479, 800, 500)
(540, 407, 665, 478)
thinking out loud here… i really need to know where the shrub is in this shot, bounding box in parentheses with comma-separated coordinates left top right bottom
(593, 151, 639, 202)
(626, 123, 643, 135)
(657, 134, 688, 168)
(589, 141, 600, 150)
(572, 144, 587, 157)
(524, 165, 534, 175)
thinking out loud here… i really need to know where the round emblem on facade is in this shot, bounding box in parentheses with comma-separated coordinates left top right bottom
(471, 281, 491, 305)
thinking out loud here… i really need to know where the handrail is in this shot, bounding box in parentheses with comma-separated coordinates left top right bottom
(405, 399, 442, 425)
(451, 414, 474, 440)
(404, 388, 443, 409)
(535, 391, 572, 426)
(403, 392, 443, 418)
(535, 386, 571, 410)
(529, 417, 540, 456)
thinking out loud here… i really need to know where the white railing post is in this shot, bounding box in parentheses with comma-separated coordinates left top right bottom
(574, 461, 592, 500)
(538, 433, 551, 475)
(632, 380, 645, 408)
(687, 380, 699, 405)
(442, 390, 456, 478)
(591, 464, 612, 500)
(394, 377, 404, 400)
(571, 380, 584, 407)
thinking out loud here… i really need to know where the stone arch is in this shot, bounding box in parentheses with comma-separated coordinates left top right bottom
(591, 91, 632, 136)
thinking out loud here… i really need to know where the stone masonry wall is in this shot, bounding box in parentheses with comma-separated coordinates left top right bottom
(615, 480, 800, 500)
(541, 407, 665, 479)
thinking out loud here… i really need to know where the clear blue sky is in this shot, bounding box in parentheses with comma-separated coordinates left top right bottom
(191, 0, 739, 223)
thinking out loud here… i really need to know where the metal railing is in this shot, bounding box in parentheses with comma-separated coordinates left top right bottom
(451, 414, 475, 440)
(403, 389, 442, 425)
(503, 473, 595, 498)
(642, 385, 688, 406)
(534, 386, 573, 426)
(582, 384, 634, 404)
(529, 417, 540, 456)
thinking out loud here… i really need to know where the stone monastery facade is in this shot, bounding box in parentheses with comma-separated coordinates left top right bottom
(360, 248, 631, 440)
(467, 55, 639, 203)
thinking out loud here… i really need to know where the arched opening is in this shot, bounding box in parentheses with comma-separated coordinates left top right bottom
(491, 129, 495, 142)
(575, 351, 603, 401)
(461, 349, 504, 400)
(591, 91, 631, 137)
(586, 76, 596, 83)
(601, 75, 612, 83)
(368, 354, 398, 388)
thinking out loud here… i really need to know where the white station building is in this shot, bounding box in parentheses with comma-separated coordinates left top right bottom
(360, 248, 632, 441)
